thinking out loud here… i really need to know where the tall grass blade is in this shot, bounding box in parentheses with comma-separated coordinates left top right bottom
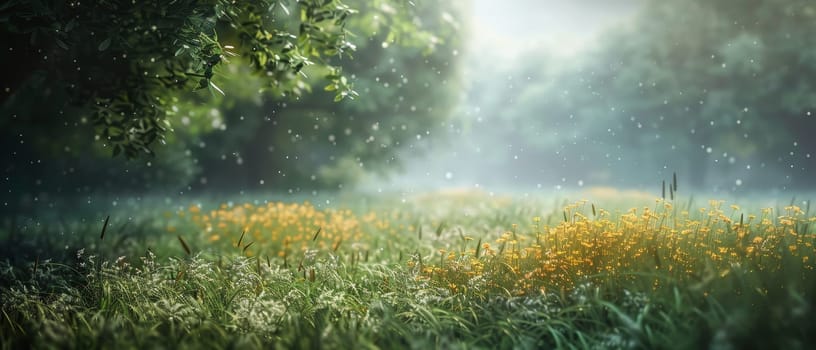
(475, 238, 482, 258)
(100, 215, 110, 240)
(178, 236, 191, 256)
(662, 180, 666, 199)
(673, 172, 678, 192)
(435, 222, 445, 237)
(237, 230, 246, 248)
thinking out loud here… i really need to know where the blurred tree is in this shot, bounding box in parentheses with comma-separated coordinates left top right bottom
(598, 0, 816, 188)
(191, 0, 464, 189)
(0, 0, 376, 158)
(0, 0, 464, 207)
(508, 0, 816, 189)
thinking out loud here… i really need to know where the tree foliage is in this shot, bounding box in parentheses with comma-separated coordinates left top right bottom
(187, 0, 464, 189)
(1, 0, 427, 158)
(0, 0, 464, 197)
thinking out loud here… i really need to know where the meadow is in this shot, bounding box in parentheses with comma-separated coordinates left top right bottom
(1, 189, 815, 349)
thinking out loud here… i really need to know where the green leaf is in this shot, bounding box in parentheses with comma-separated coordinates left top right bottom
(98, 37, 112, 51)
(209, 81, 225, 96)
(257, 52, 267, 67)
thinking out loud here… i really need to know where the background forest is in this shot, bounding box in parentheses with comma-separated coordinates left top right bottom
(4, 0, 816, 211)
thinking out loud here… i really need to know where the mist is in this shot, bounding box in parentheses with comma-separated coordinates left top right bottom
(381, 0, 815, 198)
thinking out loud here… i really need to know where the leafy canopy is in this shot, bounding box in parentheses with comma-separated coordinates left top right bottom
(1, 0, 426, 158)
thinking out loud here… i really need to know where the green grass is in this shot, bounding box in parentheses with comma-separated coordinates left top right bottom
(1, 191, 815, 349)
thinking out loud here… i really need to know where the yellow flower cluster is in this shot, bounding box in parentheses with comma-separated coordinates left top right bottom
(186, 202, 365, 256)
(422, 200, 816, 296)
(178, 196, 815, 297)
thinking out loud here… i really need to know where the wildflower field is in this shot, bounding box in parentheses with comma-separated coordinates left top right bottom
(2, 191, 815, 349)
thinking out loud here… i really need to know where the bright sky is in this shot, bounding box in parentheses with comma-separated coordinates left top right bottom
(469, 0, 639, 57)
